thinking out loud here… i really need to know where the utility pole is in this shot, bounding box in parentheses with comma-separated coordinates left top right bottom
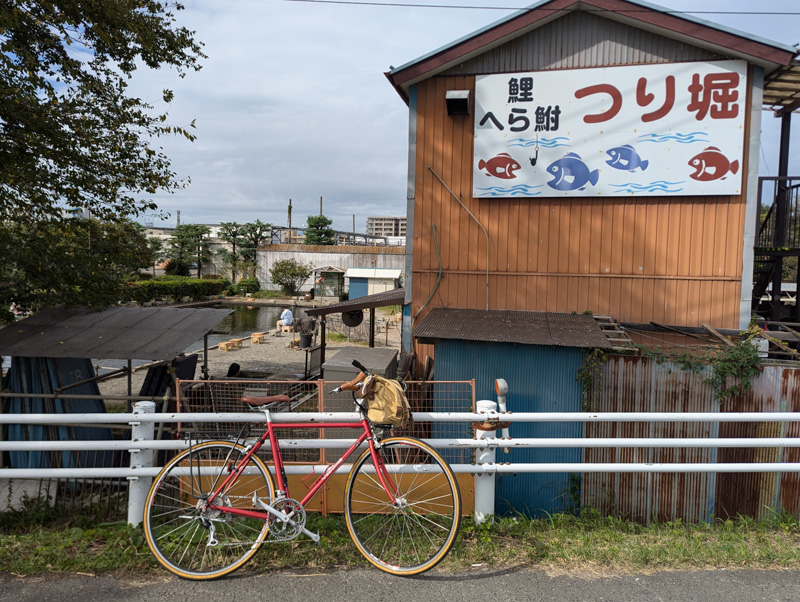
(319, 195, 323, 216)
(288, 199, 292, 244)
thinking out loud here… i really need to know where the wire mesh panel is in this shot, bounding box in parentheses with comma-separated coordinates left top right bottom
(177, 379, 324, 464)
(177, 379, 475, 467)
(399, 380, 475, 466)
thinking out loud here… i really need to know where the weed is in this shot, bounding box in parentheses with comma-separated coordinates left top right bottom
(2, 509, 800, 576)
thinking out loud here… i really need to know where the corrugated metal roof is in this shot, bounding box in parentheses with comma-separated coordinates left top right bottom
(305, 288, 405, 317)
(344, 268, 402, 279)
(413, 308, 612, 348)
(0, 307, 232, 361)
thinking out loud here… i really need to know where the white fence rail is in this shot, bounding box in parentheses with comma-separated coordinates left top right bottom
(2, 405, 800, 525)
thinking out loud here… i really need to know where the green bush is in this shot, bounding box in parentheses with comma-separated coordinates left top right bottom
(129, 277, 224, 303)
(237, 277, 260, 294)
(252, 290, 285, 299)
(164, 259, 190, 276)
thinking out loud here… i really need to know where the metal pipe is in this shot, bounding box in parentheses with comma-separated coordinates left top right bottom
(3, 411, 800, 425)
(474, 399, 497, 525)
(5, 436, 800, 452)
(0, 392, 169, 401)
(6, 461, 800, 480)
(127, 401, 155, 526)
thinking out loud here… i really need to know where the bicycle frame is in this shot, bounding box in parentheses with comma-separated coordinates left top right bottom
(203, 410, 397, 522)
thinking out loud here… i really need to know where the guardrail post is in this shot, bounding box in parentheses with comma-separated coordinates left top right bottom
(474, 399, 497, 526)
(128, 401, 156, 527)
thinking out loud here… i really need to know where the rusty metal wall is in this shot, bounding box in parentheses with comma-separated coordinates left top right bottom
(583, 355, 800, 523)
(443, 11, 724, 76)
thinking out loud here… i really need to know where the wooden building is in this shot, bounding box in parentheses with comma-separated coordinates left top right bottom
(387, 0, 798, 358)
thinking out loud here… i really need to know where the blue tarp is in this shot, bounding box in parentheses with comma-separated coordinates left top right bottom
(2, 357, 115, 469)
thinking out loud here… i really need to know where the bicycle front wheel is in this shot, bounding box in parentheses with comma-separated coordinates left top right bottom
(344, 436, 461, 575)
(143, 440, 275, 580)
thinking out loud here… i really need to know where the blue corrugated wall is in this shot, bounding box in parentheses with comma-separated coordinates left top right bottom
(434, 339, 585, 517)
(349, 278, 368, 299)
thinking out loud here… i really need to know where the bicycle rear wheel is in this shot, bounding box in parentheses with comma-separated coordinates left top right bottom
(143, 440, 275, 580)
(344, 436, 461, 575)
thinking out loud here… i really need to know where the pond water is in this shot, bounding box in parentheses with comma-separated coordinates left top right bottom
(196, 304, 308, 351)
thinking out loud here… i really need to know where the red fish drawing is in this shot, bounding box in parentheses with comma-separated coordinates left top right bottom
(478, 153, 521, 179)
(688, 147, 739, 181)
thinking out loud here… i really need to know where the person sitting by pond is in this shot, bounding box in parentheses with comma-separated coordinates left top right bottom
(226, 362, 241, 378)
(277, 307, 294, 331)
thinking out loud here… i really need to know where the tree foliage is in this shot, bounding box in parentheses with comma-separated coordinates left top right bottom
(216, 222, 245, 282)
(0, 2, 204, 321)
(216, 220, 271, 283)
(305, 215, 335, 245)
(0, 218, 151, 322)
(146, 236, 164, 276)
(269, 259, 312, 296)
(240, 220, 272, 262)
(167, 224, 211, 278)
(0, 1, 205, 225)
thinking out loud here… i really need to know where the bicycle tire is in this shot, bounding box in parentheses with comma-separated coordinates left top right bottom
(344, 436, 461, 575)
(143, 440, 275, 580)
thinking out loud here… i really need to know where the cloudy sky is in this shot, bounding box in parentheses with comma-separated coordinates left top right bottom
(132, 0, 800, 232)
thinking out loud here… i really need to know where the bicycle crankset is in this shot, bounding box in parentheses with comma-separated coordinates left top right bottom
(266, 497, 306, 541)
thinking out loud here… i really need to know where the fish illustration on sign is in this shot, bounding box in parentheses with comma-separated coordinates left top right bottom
(688, 147, 739, 181)
(478, 153, 521, 179)
(606, 145, 649, 172)
(546, 152, 600, 191)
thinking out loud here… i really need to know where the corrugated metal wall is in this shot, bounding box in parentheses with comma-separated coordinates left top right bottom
(349, 278, 368, 299)
(584, 355, 800, 523)
(443, 11, 725, 75)
(410, 10, 749, 344)
(257, 244, 405, 291)
(434, 339, 584, 517)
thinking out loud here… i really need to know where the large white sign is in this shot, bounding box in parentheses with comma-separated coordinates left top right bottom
(473, 60, 747, 198)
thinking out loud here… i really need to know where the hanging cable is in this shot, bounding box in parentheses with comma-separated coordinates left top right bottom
(428, 166, 490, 311)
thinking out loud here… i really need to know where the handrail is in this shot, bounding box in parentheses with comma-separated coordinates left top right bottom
(4, 407, 800, 526)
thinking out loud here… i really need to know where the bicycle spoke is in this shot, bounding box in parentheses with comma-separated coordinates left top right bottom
(144, 442, 274, 580)
(345, 437, 461, 575)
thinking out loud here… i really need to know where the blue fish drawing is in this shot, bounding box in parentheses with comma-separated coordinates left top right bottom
(546, 153, 600, 191)
(606, 145, 649, 172)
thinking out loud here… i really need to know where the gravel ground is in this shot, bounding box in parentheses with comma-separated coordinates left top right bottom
(97, 324, 402, 401)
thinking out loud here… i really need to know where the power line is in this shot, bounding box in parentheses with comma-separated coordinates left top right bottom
(278, 0, 800, 16)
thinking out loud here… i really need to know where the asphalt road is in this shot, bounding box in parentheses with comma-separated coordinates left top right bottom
(2, 567, 800, 601)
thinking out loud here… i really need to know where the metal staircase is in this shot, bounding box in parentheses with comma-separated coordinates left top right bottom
(753, 177, 800, 320)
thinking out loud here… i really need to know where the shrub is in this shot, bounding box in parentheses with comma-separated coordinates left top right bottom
(129, 276, 224, 303)
(164, 259, 190, 276)
(237, 277, 260, 294)
(252, 290, 284, 299)
(270, 259, 312, 296)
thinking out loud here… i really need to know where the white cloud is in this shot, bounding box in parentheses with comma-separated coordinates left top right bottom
(128, 0, 800, 230)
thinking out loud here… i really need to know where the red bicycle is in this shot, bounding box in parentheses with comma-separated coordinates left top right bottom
(143, 360, 461, 580)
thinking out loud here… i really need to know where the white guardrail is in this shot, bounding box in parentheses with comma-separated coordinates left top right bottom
(2, 402, 800, 525)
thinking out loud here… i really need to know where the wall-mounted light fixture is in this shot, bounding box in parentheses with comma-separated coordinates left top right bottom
(445, 90, 471, 116)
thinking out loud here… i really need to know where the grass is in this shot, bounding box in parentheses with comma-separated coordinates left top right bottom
(2, 504, 800, 577)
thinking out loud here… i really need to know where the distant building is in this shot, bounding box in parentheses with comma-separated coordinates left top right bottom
(366, 216, 406, 237)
